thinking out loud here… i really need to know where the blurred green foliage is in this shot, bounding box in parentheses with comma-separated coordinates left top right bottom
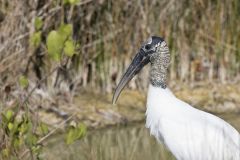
(46, 24, 75, 61)
(30, 17, 43, 48)
(19, 75, 29, 88)
(2, 21, 80, 160)
(65, 123, 86, 145)
(0, 106, 85, 159)
(63, 0, 80, 5)
(0, 108, 47, 159)
(64, 40, 75, 57)
(34, 17, 43, 30)
(1, 3, 83, 157)
(30, 31, 42, 48)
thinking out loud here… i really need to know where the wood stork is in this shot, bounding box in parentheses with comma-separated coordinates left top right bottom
(112, 36, 240, 160)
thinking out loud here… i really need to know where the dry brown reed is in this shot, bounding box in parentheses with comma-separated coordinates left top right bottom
(0, 0, 240, 94)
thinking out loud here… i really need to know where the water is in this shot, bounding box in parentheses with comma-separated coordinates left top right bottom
(42, 114, 240, 160)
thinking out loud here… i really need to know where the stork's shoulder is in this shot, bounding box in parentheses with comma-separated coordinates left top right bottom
(146, 85, 197, 116)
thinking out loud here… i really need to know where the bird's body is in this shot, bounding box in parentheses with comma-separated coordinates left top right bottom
(113, 36, 240, 160)
(146, 84, 240, 160)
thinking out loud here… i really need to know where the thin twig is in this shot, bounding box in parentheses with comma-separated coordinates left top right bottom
(40, 0, 93, 19)
(0, 32, 30, 53)
(19, 114, 75, 159)
(37, 114, 75, 144)
(20, 66, 59, 106)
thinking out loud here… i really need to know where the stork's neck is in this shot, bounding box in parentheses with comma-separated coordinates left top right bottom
(150, 62, 168, 89)
(146, 84, 176, 133)
(150, 44, 170, 89)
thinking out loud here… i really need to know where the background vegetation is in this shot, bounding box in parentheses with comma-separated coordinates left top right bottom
(0, 0, 240, 159)
(1, 0, 240, 93)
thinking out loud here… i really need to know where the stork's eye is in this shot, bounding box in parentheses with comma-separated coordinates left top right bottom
(145, 44, 151, 50)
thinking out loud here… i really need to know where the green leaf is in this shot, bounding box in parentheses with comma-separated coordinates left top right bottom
(64, 40, 75, 57)
(77, 123, 86, 137)
(19, 121, 29, 134)
(5, 110, 13, 121)
(7, 122, 13, 131)
(65, 123, 86, 145)
(1, 148, 9, 157)
(26, 133, 38, 147)
(30, 31, 41, 48)
(13, 138, 22, 148)
(65, 128, 75, 145)
(63, 0, 80, 5)
(69, 0, 80, 5)
(19, 75, 29, 88)
(47, 24, 73, 61)
(9, 120, 21, 136)
(40, 122, 49, 135)
(34, 17, 43, 30)
(31, 145, 42, 154)
(47, 31, 62, 61)
(58, 24, 72, 40)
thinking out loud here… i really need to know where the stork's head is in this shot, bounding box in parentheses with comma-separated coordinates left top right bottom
(112, 36, 170, 104)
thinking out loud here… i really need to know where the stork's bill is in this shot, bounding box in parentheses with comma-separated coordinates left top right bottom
(112, 36, 170, 104)
(112, 48, 150, 104)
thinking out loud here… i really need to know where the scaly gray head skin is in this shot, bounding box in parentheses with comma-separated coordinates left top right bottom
(112, 36, 170, 104)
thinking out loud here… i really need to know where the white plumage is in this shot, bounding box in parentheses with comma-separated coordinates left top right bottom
(146, 84, 240, 160)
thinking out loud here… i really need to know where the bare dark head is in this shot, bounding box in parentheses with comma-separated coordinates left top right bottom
(112, 36, 170, 104)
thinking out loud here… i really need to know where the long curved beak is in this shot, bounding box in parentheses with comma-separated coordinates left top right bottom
(112, 49, 150, 104)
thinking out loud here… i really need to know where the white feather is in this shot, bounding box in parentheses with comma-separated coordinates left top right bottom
(145, 84, 240, 160)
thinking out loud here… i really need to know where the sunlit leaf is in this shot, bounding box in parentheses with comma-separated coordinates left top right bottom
(19, 75, 29, 88)
(32, 145, 42, 154)
(34, 17, 43, 30)
(30, 31, 41, 48)
(13, 138, 22, 148)
(65, 128, 75, 145)
(77, 123, 86, 137)
(40, 122, 49, 135)
(58, 24, 72, 40)
(9, 120, 21, 136)
(65, 123, 86, 145)
(63, 0, 80, 5)
(64, 40, 75, 57)
(1, 148, 9, 157)
(7, 122, 13, 131)
(26, 133, 38, 146)
(5, 110, 13, 121)
(69, 0, 80, 5)
(47, 30, 62, 61)
(47, 24, 73, 61)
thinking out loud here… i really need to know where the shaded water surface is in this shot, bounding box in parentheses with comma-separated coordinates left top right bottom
(43, 114, 240, 160)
